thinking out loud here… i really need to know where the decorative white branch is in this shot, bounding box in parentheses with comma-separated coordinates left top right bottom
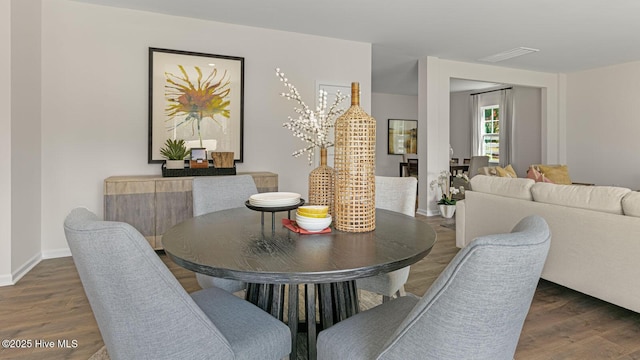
(276, 68, 347, 165)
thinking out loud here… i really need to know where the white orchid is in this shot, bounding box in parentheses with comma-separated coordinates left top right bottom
(276, 68, 347, 165)
(430, 170, 458, 205)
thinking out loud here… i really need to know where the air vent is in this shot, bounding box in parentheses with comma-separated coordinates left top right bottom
(478, 47, 540, 63)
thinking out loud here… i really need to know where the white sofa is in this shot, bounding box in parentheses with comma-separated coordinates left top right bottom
(456, 175, 640, 313)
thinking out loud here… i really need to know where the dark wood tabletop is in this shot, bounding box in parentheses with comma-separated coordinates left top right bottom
(163, 207, 437, 284)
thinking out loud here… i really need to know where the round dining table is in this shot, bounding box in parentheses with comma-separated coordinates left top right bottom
(163, 207, 437, 360)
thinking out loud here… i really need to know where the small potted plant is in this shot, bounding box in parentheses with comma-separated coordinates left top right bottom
(160, 138, 190, 169)
(430, 170, 460, 218)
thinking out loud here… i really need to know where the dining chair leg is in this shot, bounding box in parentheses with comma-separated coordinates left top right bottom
(288, 284, 298, 360)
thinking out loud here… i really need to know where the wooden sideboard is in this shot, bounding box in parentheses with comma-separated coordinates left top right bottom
(104, 172, 278, 250)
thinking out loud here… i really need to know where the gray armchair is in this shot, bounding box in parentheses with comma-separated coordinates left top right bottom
(318, 215, 550, 360)
(192, 175, 258, 293)
(64, 208, 290, 360)
(356, 176, 418, 302)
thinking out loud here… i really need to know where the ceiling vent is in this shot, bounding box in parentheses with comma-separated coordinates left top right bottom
(478, 47, 540, 63)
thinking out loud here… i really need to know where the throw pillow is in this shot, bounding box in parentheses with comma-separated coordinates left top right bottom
(495, 164, 517, 178)
(538, 164, 572, 185)
(527, 166, 554, 183)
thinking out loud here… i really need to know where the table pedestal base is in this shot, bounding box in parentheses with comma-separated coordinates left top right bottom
(245, 281, 359, 360)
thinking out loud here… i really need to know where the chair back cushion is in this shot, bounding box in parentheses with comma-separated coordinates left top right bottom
(375, 176, 417, 217)
(378, 215, 550, 360)
(64, 208, 234, 360)
(192, 175, 258, 216)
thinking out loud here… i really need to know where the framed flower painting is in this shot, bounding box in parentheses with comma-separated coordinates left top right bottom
(148, 48, 244, 163)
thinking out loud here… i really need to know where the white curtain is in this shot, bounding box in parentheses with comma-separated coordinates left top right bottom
(470, 94, 480, 156)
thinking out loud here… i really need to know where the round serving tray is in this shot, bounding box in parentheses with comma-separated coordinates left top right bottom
(245, 198, 306, 213)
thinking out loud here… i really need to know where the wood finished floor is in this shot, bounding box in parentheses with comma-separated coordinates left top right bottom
(1, 215, 639, 359)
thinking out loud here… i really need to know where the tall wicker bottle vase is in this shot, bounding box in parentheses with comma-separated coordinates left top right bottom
(308, 147, 335, 216)
(333, 82, 376, 232)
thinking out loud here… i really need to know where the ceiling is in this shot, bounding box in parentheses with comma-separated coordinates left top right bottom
(72, 0, 640, 95)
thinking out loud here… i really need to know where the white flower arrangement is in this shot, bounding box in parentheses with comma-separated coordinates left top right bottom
(276, 68, 347, 165)
(429, 170, 461, 205)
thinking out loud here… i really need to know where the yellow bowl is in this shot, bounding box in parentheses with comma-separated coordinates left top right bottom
(297, 205, 328, 217)
(296, 211, 327, 219)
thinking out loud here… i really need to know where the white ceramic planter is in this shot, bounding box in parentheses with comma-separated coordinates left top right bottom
(439, 204, 456, 219)
(165, 160, 185, 169)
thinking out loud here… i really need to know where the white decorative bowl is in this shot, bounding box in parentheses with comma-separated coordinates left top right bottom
(295, 214, 332, 232)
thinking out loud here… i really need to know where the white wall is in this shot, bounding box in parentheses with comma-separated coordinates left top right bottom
(0, 0, 12, 285)
(35, 1, 371, 259)
(10, 0, 42, 280)
(371, 92, 418, 177)
(567, 61, 640, 188)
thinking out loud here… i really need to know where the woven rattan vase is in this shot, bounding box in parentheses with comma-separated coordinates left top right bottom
(308, 147, 335, 216)
(333, 82, 376, 232)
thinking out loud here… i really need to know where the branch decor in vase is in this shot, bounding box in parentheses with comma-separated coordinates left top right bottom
(276, 68, 347, 215)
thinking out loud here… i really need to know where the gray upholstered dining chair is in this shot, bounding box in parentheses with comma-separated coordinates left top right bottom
(64, 208, 290, 360)
(318, 215, 550, 360)
(192, 175, 258, 293)
(467, 155, 490, 178)
(356, 176, 418, 302)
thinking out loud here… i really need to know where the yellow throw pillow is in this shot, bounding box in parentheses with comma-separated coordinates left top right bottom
(538, 164, 572, 185)
(495, 164, 517, 178)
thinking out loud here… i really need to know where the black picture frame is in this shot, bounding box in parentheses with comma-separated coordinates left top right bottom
(388, 119, 417, 155)
(148, 47, 244, 164)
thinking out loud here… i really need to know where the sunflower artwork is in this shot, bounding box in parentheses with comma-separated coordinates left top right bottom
(149, 48, 244, 163)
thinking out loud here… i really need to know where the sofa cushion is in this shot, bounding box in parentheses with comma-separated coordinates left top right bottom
(537, 165, 572, 185)
(526, 166, 554, 183)
(622, 191, 640, 217)
(469, 175, 535, 201)
(495, 164, 517, 178)
(531, 183, 631, 215)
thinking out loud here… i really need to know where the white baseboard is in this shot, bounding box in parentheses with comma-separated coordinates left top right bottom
(42, 247, 72, 259)
(0, 274, 13, 287)
(10, 252, 42, 285)
(417, 208, 439, 217)
(0, 248, 72, 287)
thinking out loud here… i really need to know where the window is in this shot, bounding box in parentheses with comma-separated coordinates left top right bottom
(481, 105, 499, 163)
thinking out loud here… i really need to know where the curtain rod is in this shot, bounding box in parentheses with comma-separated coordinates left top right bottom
(470, 87, 513, 96)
